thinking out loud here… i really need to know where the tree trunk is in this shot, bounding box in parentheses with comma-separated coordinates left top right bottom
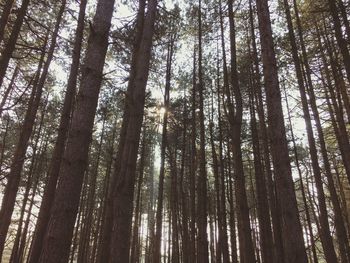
(196, 1, 209, 262)
(27, 1, 87, 261)
(283, 86, 319, 263)
(153, 36, 174, 263)
(248, 2, 285, 261)
(249, 77, 274, 263)
(109, 1, 157, 261)
(130, 131, 147, 263)
(227, 1, 256, 262)
(0, 27, 50, 257)
(96, 2, 146, 261)
(282, 1, 338, 261)
(255, 0, 308, 261)
(38, 0, 115, 261)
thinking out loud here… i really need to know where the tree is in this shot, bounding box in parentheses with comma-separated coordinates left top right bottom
(37, 0, 115, 261)
(255, 0, 308, 261)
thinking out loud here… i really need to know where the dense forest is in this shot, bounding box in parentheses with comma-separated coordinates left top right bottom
(0, 0, 350, 262)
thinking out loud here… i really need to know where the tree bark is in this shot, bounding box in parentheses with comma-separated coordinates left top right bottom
(109, 1, 157, 261)
(38, 0, 115, 261)
(255, 0, 308, 261)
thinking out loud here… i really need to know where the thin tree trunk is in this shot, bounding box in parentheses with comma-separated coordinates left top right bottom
(196, 1, 209, 262)
(169, 150, 180, 263)
(130, 131, 147, 263)
(179, 96, 190, 263)
(153, 36, 174, 263)
(283, 86, 319, 263)
(189, 48, 197, 263)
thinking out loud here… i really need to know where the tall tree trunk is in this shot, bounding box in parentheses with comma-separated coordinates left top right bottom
(10, 110, 45, 263)
(153, 37, 174, 263)
(226, 1, 256, 262)
(209, 98, 222, 263)
(283, 86, 319, 263)
(27, 1, 87, 261)
(189, 48, 197, 263)
(226, 139, 238, 263)
(197, 1, 209, 262)
(78, 115, 106, 263)
(179, 101, 190, 263)
(130, 130, 147, 263)
(0, 16, 54, 256)
(38, 0, 115, 261)
(109, 1, 157, 261)
(282, 1, 338, 261)
(17, 137, 47, 263)
(320, 28, 350, 185)
(217, 4, 232, 261)
(249, 75, 274, 263)
(255, 0, 308, 262)
(96, 2, 146, 261)
(248, 2, 285, 261)
(169, 150, 180, 263)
